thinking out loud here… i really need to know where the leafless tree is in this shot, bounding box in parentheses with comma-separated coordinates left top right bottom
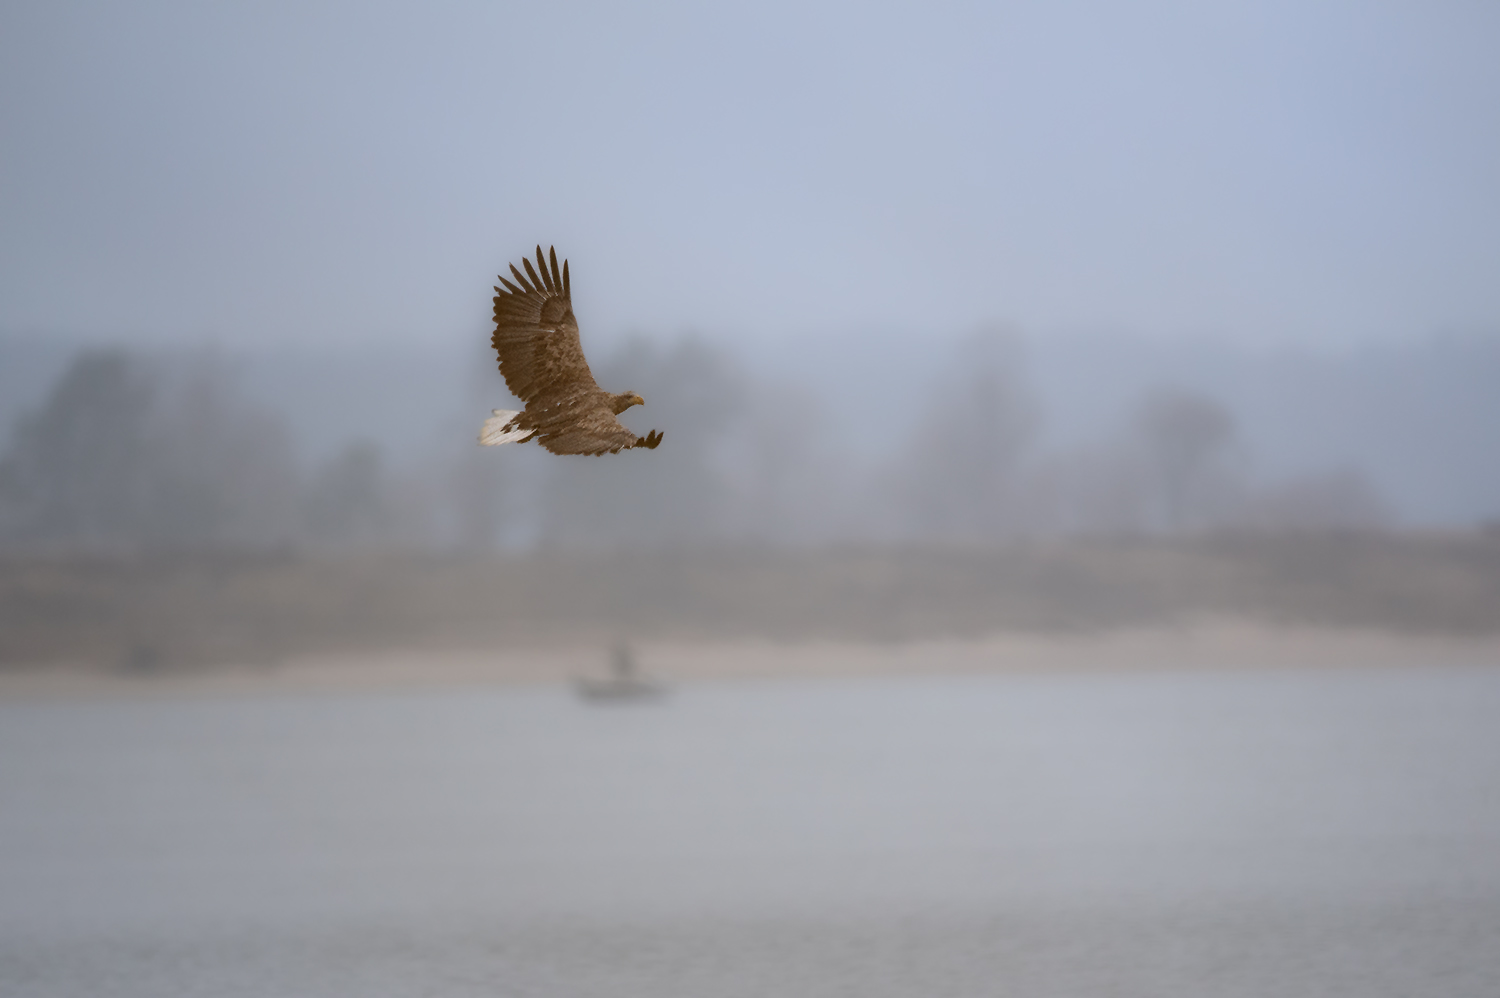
(0, 349, 155, 547)
(305, 440, 389, 548)
(1238, 468, 1390, 531)
(892, 329, 1040, 541)
(1132, 387, 1239, 531)
(0, 348, 301, 552)
(143, 352, 302, 548)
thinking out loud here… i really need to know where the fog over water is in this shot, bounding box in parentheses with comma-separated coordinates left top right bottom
(4, 665, 1499, 996)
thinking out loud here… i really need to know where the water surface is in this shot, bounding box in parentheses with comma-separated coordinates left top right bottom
(2, 663, 1498, 996)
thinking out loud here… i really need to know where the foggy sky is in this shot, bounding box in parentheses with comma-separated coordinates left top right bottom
(3, 0, 1499, 352)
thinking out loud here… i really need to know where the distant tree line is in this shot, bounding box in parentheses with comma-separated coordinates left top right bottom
(0, 338, 1390, 554)
(0, 351, 301, 551)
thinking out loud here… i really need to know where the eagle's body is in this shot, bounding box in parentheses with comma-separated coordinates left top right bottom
(479, 246, 663, 456)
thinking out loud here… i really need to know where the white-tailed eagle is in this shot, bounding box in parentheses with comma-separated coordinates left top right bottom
(479, 246, 663, 456)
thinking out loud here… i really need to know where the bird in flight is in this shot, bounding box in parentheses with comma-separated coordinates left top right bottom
(479, 246, 664, 455)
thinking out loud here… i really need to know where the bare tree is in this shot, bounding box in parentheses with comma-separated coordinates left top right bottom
(0, 349, 156, 547)
(1239, 468, 1390, 531)
(1132, 387, 1239, 531)
(892, 329, 1040, 541)
(305, 440, 389, 548)
(0, 347, 301, 552)
(723, 382, 869, 544)
(142, 352, 302, 548)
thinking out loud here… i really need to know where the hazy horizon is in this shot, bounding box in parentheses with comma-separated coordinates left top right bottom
(4, 328, 1498, 544)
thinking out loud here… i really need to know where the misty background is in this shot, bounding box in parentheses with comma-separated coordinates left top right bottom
(2, 329, 1498, 554)
(2, 0, 1498, 653)
(4, 0, 1498, 558)
(6, 6, 1500, 996)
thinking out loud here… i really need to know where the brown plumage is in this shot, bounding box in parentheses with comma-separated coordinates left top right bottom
(479, 246, 663, 456)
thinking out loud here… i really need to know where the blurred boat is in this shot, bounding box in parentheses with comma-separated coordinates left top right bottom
(574, 643, 667, 702)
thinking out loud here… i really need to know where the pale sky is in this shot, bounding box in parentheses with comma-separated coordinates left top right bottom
(2, 0, 1498, 350)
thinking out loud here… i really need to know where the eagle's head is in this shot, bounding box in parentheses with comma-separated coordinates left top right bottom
(611, 391, 645, 414)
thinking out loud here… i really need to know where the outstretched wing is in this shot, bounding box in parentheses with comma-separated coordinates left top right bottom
(491, 246, 598, 403)
(535, 401, 665, 456)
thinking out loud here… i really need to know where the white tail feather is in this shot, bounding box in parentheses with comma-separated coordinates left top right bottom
(479, 409, 529, 446)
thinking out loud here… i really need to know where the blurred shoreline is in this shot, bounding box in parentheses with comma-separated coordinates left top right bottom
(4, 530, 1497, 696)
(4, 623, 1499, 701)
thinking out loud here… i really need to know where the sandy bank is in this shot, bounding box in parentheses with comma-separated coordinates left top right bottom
(5, 620, 1499, 700)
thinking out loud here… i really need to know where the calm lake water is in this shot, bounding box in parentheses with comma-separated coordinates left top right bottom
(2, 663, 1499, 996)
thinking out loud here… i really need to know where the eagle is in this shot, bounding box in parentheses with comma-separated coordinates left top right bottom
(479, 245, 664, 456)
